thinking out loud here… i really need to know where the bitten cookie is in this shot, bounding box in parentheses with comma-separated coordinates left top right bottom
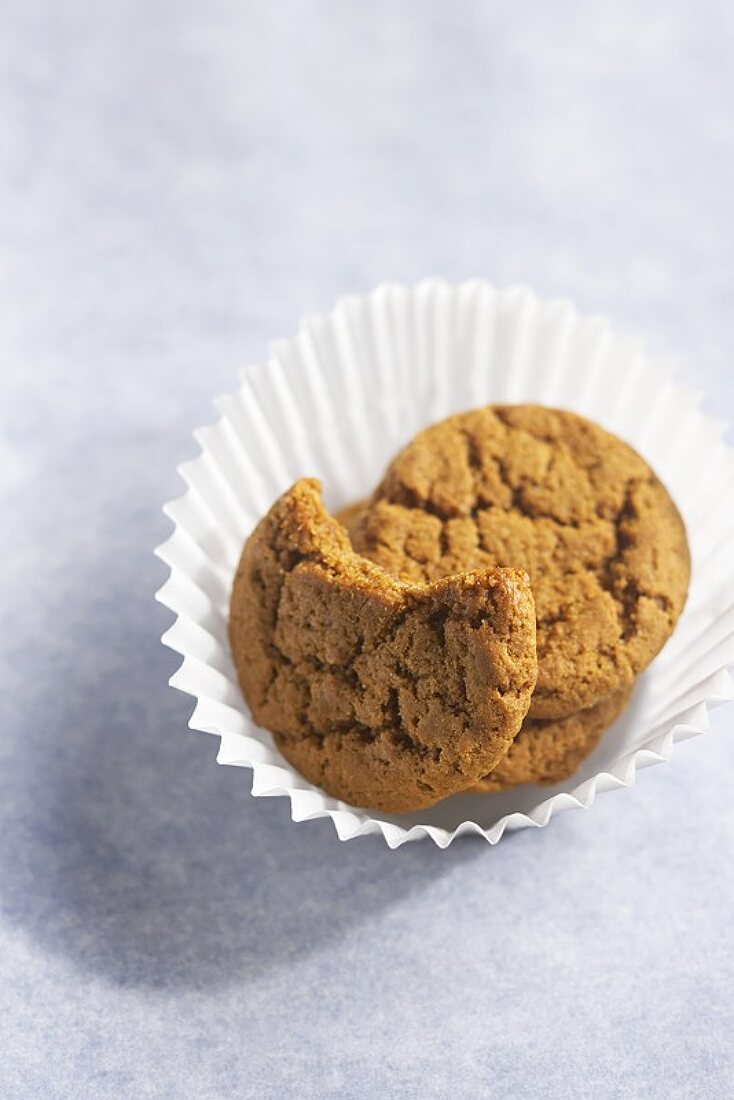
(345, 405, 690, 719)
(229, 479, 537, 813)
(469, 686, 632, 792)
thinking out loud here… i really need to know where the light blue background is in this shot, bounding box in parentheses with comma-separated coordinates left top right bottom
(2, 3, 733, 1097)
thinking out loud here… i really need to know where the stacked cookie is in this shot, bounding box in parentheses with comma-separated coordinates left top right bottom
(343, 406, 690, 794)
(229, 405, 690, 812)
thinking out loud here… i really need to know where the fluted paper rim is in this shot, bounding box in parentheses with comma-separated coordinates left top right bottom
(155, 279, 734, 848)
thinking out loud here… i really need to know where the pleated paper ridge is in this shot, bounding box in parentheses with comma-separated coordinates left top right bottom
(155, 280, 734, 848)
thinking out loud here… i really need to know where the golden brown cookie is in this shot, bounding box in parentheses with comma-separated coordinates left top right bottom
(229, 478, 537, 813)
(469, 686, 632, 792)
(345, 405, 690, 719)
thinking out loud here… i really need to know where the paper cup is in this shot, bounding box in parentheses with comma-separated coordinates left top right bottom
(155, 280, 734, 848)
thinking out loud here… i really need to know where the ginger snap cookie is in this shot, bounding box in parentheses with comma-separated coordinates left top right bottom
(469, 686, 632, 792)
(344, 405, 690, 720)
(229, 479, 537, 813)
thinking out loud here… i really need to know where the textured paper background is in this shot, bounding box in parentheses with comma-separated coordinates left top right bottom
(2, 1, 734, 1097)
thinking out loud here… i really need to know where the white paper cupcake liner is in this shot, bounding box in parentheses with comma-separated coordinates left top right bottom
(155, 280, 734, 848)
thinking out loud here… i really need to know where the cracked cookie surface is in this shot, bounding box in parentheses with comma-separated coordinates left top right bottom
(229, 479, 537, 813)
(344, 405, 690, 719)
(470, 686, 632, 792)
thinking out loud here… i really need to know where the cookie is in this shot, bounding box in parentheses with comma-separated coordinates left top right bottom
(345, 405, 690, 719)
(469, 686, 632, 792)
(229, 478, 537, 813)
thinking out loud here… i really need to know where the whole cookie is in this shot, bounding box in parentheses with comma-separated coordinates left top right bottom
(345, 405, 690, 719)
(229, 479, 538, 813)
(470, 686, 632, 792)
